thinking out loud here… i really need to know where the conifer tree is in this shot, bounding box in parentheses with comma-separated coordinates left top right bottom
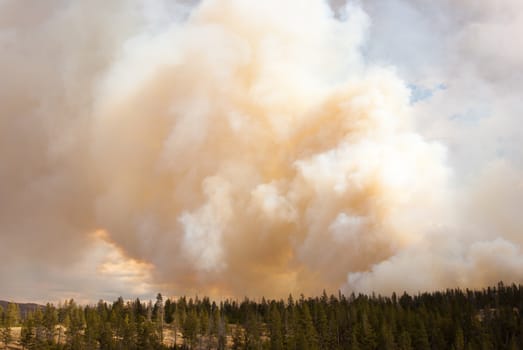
(358, 312, 377, 350)
(270, 304, 284, 350)
(296, 302, 318, 350)
(154, 293, 165, 344)
(20, 311, 35, 350)
(42, 303, 58, 343)
(453, 326, 465, 350)
(0, 305, 11, 350)
(183, 308, 200, 349)
(398, 330, 412, 350)
(410, 316, 430, 350)
(379, 322, 396, 350)
(1, 303, 20, 349)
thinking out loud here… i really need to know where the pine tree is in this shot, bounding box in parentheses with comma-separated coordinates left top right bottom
(270, 304, 284, 350)
(453, 326, 465, 350)
(358, 312, 377, 350)
(124, 313, 138, 349)
(154, 293, 165, 344)
(296, 302, 318, 350)
(2, 284, 523, 350)
(429, 326, 446, 350)
(42, 303, 58, 343)
(32, 306, 46, 348)
(64, 301, 85, 350)
(398, 330, 412, 350)
(0, 305, 12, 350)
(20, 311, 35, 350)
(183, 308, 200, 349)
(216, 312, 228, 350)
(6, 303, 19, 326)
(1, 303, 19, 349)
(174, 297, 187, 348)
(379, 322, 396, 350)
(244, 309, 262, 350)
(164, 298, 175, 324)
(350, 328, 361, 350)
(284, 298, 297, 350)
(84, 306, 101, 350)
(410, 316, 430, 350)
(315, 303, 328, 349)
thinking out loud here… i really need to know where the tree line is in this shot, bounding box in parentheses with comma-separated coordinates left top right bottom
(1, 282, 522, 349)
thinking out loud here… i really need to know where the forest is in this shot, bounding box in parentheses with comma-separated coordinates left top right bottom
(1, 282, 522, 350)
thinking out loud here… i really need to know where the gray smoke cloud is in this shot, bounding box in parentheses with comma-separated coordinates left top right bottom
(346, 0, 523, 294)
(0, 0, 522, 302)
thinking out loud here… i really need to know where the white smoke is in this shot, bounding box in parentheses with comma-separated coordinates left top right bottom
(1, 0, 522, 301)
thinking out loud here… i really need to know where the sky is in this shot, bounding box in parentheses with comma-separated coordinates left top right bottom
(1, 0, 523, 303)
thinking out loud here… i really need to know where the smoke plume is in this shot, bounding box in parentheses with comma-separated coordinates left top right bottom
(1, 0, 523, 301)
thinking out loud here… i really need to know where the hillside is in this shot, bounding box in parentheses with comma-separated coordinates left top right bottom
(0, 300, 41, 317)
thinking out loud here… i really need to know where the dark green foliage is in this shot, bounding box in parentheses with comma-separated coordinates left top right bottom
(20, 311, 35, 349)
(269, 303, 284, 350)
(1, 303, 19, 349)
(5, 283, 523, 349)
(182, 308, 200, 349)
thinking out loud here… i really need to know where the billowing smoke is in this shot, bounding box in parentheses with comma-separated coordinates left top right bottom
(1, 0, 523, 301)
